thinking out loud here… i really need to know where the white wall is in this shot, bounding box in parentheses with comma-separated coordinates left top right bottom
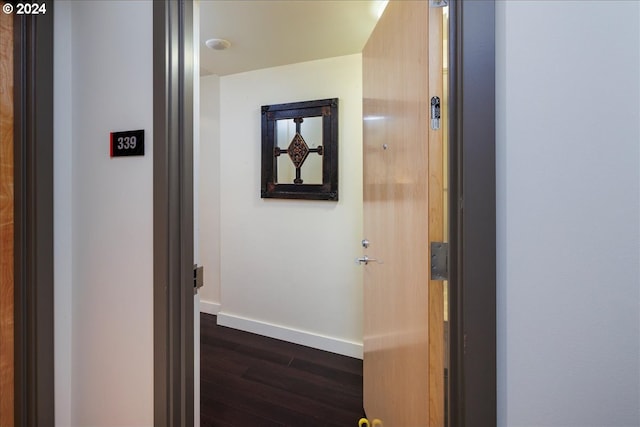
(215, 54, 364, 358)
(199, 74, 222, 314)
(53, 1, 73, 425)
(68, 1, 154, 425)
(496, 1, 640, 426)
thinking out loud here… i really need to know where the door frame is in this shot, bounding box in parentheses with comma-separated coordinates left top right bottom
(13, 1, 197, 425)
(448, 1, 496, 425)
(12, 1, 55, 425)
(153, 0, 497, 426)
(153, 1, 195, 426)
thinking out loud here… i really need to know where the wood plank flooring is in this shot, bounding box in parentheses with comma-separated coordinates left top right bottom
(200, 314, 365, 427)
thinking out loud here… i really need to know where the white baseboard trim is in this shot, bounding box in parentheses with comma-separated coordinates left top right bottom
(199, 300, 221, 315)
(217, 312, 363, 359)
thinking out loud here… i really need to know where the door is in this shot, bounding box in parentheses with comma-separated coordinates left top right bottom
(0, 5, 14, 426)
(362, 1, 445, 426)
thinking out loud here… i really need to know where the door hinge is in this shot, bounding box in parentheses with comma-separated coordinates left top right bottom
(430, 96, 441, 130)
(429, 0, 448, 8)
(430, 242, 449, 280)
(193, 264, 204, 294)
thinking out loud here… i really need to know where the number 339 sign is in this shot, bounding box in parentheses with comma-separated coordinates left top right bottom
(110, 129, 145, 157)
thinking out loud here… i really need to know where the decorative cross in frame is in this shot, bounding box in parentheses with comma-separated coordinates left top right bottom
(273, 117, 324, 184)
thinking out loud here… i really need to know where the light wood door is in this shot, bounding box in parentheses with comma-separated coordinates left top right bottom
(0, 3, 14, 426)
(362, 1, 445, 426)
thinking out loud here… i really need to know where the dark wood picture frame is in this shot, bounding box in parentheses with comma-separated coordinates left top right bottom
(261, 98, 339, 201)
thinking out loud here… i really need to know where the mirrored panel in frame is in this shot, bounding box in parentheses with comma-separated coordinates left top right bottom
(275, 117, 323, 185)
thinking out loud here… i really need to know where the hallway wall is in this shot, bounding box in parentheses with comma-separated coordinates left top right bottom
(207, 54, 364, 358)
(496, 1, 640, 425)
(54, 1, 155, 425)
(199, 74, 222, 312)
(53, 1, 73, 425)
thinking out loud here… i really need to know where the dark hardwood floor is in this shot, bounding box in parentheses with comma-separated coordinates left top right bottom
(200, 313, 365, 427)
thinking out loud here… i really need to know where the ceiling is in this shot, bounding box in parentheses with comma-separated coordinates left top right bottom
(198, 0, 387, 76)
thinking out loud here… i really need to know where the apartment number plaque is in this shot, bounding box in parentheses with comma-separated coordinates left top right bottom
(110, 129, 145, 157)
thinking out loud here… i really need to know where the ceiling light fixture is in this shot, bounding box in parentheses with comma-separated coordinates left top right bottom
(205, 38, 231, 51)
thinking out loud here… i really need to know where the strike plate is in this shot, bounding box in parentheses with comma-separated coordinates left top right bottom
(194, 264, 204, 294)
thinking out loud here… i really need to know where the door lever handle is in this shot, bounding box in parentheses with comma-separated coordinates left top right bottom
(356, 255, 383, 265)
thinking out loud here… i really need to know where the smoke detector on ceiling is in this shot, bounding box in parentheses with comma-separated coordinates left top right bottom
(205, 38, 231, 50)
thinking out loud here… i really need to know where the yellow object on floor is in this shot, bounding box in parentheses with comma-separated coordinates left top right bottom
(359, 418, 383, 427)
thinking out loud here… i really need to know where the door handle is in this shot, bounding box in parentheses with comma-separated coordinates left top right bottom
(356, 255, 382, 265)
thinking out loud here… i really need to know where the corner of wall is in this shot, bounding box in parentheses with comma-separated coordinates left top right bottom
(198, 74, 222, 309)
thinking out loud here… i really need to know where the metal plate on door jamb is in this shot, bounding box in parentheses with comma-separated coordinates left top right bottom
(431, 242, 449, 280)
(430, 0, 448, 8)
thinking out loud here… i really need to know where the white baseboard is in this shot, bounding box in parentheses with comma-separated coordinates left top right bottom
(199, 300, 221, 315)
(217, 312, 363, 359)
